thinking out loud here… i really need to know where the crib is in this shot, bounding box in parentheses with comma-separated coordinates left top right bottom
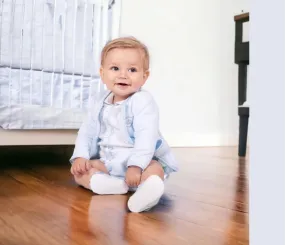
(0, 0, 121, 145)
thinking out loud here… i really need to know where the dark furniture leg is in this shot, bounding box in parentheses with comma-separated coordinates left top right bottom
(238, 107, 249, 157)
(234, 12, 249, 157)
(238, 64, 248, 156)
(238, 64, 247, 106)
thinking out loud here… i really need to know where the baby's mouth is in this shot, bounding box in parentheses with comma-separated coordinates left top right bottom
(115, 83, 130, 87)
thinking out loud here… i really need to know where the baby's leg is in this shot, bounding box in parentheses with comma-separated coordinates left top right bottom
(74, 159, 108, 189)
(128, 160, 165, 212)
(74, 160, 129, 195)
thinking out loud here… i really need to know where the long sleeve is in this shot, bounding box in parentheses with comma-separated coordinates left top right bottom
(127, 93, 159, 170)
(69, 106, 99, 163)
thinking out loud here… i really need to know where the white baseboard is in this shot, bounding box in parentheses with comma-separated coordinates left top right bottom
(163, 132, 239, 147)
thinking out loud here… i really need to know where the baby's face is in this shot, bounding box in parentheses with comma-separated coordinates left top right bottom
(100, 48, 149, 102)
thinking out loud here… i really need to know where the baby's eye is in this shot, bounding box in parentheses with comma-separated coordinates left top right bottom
(111, 66, 119, 71)
(129, 67, 137, 72)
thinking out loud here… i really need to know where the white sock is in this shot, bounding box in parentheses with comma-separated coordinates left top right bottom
(127, 175, 164, 213)
(90, 173, 129, 195)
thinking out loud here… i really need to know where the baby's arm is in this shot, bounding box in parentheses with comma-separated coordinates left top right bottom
(127, 92, 159, 171)
(70, 106, 98, 166)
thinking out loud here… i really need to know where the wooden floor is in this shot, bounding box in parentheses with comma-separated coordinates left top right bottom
(0, 146, 248, 245)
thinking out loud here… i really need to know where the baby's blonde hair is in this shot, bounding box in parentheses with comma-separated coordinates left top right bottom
(101, 36, 150, 71)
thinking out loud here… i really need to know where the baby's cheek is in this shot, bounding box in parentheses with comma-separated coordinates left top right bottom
(133, 80, 145, 88)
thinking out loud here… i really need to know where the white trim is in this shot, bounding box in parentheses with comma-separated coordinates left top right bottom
(163, 132, 239, 147)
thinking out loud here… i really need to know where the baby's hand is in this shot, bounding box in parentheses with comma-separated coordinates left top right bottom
(125, 166, 142, 187)
(70, 157, 90, 176)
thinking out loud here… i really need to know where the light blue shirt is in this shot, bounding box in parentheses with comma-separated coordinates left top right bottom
(70, 89, 178, 173)
(98, 92, 133, 149)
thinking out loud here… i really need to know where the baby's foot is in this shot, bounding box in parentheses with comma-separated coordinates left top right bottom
(90, 173, 129, 195)
(127, 175, 164, 212)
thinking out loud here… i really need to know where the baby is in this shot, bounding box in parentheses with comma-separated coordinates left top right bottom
(70, 37, 178, 212)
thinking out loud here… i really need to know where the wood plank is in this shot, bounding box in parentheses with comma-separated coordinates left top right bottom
(0, 147, 248, 245)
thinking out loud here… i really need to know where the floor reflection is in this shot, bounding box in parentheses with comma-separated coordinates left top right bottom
(67, 189, 175, 245)
(224, 157, 249, 245)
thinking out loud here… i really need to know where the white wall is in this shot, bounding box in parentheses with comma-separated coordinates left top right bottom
(119, 0, 249, 146)
(0, 0, 249, 146)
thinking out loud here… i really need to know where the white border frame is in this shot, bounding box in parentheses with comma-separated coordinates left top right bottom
(249, 1, 285, 244)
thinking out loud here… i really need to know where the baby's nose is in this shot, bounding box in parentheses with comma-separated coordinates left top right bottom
(118, 69, 128, 78)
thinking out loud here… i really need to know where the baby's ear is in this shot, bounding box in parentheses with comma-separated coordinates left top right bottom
(143, 70, 150, 80)
(99, 67, 104, 80)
